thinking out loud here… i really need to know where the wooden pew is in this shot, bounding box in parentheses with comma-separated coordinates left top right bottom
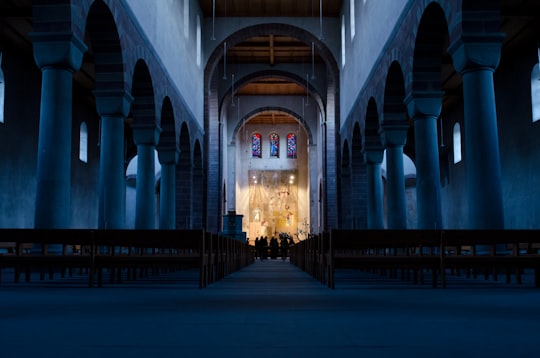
(440, 230, 540, 288)
(0, 229, 96, 286)
(326, 229, 441, 289)
(93, 229, 209, 288)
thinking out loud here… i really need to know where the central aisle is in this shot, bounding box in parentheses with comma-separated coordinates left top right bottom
(1, 259, 539, 357)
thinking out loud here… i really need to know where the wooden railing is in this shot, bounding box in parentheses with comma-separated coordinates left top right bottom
(0, 229, 254, 288)
(290, 229, 540, 289)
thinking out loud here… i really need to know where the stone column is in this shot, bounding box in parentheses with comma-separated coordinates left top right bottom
(132, 125, 161, 229)
(381, 122, 408, 229)
(94, 90, 133, 229)
(30, 33, 87, 229)
(364, 149, 385, 229)
(449, 34, 505, 229)
(405, 91, 444, 229)
(158, 149, 179, 229)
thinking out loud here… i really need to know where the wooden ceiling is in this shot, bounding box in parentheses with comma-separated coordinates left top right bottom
(198, 0, 342, 18)
(198, 0, 343, 124)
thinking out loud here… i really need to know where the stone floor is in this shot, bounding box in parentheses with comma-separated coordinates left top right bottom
(1, 259, 540, 357)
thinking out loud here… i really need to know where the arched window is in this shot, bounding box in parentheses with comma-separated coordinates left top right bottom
(251, 133, 261, 158)
(183, 0, 189, 38)
(287, 133, 297, 158)
(341, 14, 346, 68)
(0, 51, 5, 124)
(196, 15, 201, 67)
(79, 122, 88, 163)
(350, 0, 356, 40)
(269, 132, 279, 157)
(531, 60, 540, 122)
(453, 122, 462, 164)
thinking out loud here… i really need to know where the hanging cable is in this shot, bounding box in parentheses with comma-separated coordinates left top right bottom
(439, 116, 445, 148)
(211, 0, 216, 40)
(319, 0, 324, 40)
(223, 42, 227, 80)
(311, 42, 316, 80)
(231, 73, 235, 107)
(305, 72, 310, 106)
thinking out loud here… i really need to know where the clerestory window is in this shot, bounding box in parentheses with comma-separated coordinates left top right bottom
(79, 122, 88, 163)
(453, 122, 462, 164)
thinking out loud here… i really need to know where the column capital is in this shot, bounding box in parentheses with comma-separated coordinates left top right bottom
(448, 33, 505, 74)
(132, 124, 162, 146)
(380, 122, 409, 147)
(94, 89, 134, 118)
(158, 148, 180, 165)
(405, 91, 444, 120)
(30, 32, 87, 71)
(363, 149, 384, 164)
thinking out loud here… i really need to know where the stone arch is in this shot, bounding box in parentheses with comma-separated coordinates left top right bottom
(221, 69, 325, 113)
(382, 61, 409, 229)
(85, 0, 125, 95)
(131, 59, 156, 126)
(382, 61, 408, 126)
(412, 2, 451, 92)
(204, 23, 340, 232)
(350, 122, 366, 229)
(340, 139, 351, 228)
(192, 139, 204, 229)
(206, 24, 339, 91)
(364, 97, 383, 151)
(231, 107, 313, 145)
(158, 96, 176, 150)
(176, 122, 192, 229)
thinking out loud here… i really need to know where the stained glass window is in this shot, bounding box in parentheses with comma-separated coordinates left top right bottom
(251, 133, 261, 158)
(269, 132, 279, 157)
(287, 133, 297, 158)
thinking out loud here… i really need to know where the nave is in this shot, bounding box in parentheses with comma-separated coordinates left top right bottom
(1, 259, 540, 357)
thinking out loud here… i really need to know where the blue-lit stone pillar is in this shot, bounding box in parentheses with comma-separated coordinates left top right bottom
(95, 90, 133, 229)
(158, 149, 179, 229)
(132, 125, 161, 229)
(30, 33, 87, 229)
(364, 149, 385, 229)
(381, 122, 409, 229)
(449, 35, 505, 229)
(406, 92, 443, 229)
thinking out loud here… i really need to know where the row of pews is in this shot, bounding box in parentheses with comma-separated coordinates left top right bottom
(0, 229, 253, 288)
(290, 229, 540, 289)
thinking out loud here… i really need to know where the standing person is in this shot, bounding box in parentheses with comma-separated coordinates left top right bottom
(254, 237, 260, 261)
(280, 234, 290, 261)
(259, 236, 269, 261)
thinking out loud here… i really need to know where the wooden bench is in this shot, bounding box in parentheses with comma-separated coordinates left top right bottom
(440, 230, 540, 288)
(93, 229, 209, 288)
(326, 229, 441, 289)
(0, 229, 96, 286)
(0, 229, 211, 288)
(313, 229, 540, 289)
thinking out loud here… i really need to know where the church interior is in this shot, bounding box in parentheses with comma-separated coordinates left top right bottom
(1, 0, 540, 235)
(1, 1, 540, 356)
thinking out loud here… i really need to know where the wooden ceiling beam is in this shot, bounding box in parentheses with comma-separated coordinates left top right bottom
(269, 34, 275, 66)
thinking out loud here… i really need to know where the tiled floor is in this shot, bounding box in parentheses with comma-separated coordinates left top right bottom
(1, 259, 540, 357)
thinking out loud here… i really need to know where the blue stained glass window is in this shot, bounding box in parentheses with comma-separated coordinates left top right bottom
(269, 132, 279, 157)
(252, 133, 261, 158)
(287, 133, 297, 158)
